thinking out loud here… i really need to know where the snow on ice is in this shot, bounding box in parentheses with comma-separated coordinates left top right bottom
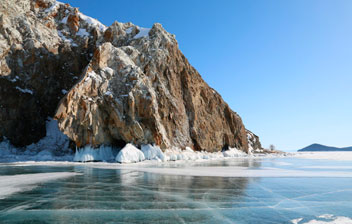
(116, 144, 145, 163)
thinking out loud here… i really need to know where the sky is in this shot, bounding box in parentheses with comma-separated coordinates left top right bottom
(63, 0, 352, 152)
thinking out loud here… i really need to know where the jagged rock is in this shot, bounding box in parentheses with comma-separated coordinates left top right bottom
(55, 21, 255, 152)
(0, 0, 262, 153)
(247, 130, 262, 153)
(0, 0, 104, 146)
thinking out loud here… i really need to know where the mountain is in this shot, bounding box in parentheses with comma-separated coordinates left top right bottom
(298, 144, 352, 152)
(0, 0, 262, 153)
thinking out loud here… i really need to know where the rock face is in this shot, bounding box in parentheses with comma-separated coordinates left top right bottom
(0, 0, 104, 146)
(1, 0, 262, 153)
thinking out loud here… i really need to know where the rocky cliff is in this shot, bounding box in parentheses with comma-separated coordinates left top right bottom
(0, 0, 262, 153)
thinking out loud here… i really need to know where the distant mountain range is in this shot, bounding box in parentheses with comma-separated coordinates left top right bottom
(298, 144, 352, 152)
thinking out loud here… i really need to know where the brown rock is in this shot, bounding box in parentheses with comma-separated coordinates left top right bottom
(0, 0, 262, 153)
(0, 0, 103, 146)
(55, 22, 259, 152)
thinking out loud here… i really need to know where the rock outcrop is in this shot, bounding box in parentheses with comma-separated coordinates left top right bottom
(0, 0, 104, 146)
(1, 0, 262, 153)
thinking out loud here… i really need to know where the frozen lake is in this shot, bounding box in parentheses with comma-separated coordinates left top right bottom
(0, 156, 352, 223)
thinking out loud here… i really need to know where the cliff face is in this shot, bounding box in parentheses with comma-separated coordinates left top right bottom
(1, 0, 262, 153)
(0, 0, 103, 146)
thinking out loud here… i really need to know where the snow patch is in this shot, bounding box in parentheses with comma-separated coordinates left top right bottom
(116, 144, 145, 163)
(0, 172, 79, 199)
(87, 71, 102, 82)
(76, 28, 90, 37)
(15, 87, 33, 94)
(78, 12, 106, 32)
(57, 31, 77, 46)
(291, 214, 352, 224)
(222, 147, 247, 157)
(44, 1, 62, 14)
(134, 27, 151, 39)
(291, 218, 303, 224)
(61, 16, 68, 24)
(125, 27, 133, 34)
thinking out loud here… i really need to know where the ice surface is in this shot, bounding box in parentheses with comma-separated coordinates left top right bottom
(1, 158, 352, 224)
(294, 152, 352, 161)
(89, 164, 352, 178)
(115, 144, 145, 163)
(0, 172, 79, 199)
(74, 146, 116, 162)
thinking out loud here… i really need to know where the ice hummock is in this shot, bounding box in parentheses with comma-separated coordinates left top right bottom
(116, 144, 145, 163)
(223, 147, 247, 157)
(141, 144, 165, 161)
(0, 118, 250, 163)
(74, 145, 117, 162)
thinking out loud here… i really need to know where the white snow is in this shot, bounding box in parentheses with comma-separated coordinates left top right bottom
(74, 145, 116, 162)
(78, 12, 106, 32)
(141, 144, 165, 161)
(115, 144, 145, 163)
(57, 31, 77, 46)
(133, 27, 151, 39)
(161, 147, 247, 162)
(291, 218, 304, 224)
(222, 147, 247, 157)
(87, 71, 102, 82)
(0, 172, 79, 199)
(291, 214, 352, 224)
(61, 89, 68, 94)
(15, 87, 33, 94)
(104, 91, 113, 96)
(44, 1, 62, 14)
(76, 28, 90, 37)
(125, 27, 133, 34)
(102, 67, 114, 76)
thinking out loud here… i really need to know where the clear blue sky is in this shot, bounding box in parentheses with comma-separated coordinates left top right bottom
(64, 0, 352, 152)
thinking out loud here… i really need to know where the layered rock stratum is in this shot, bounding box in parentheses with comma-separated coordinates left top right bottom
(0, 0, 262, 153)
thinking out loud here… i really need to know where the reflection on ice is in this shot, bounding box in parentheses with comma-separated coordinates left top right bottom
(0, 157, 352, 223)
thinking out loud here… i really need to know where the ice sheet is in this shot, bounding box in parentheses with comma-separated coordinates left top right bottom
(294, 152, 352, 161)
(8, 160, 344, 178)
(0, 172, 80, 199)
